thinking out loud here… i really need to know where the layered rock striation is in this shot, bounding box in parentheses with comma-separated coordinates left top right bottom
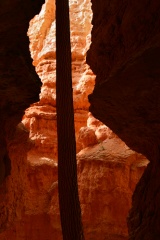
(0, 0, 150, 239)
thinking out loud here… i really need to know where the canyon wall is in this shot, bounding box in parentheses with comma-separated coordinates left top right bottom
(0, 0, 44, 185)
(0, 0, 149, 239)
(87, 0, 160, 239)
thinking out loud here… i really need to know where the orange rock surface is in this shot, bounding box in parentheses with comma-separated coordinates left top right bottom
(0, 0, 149, 239)
(0, 130, 148, 240)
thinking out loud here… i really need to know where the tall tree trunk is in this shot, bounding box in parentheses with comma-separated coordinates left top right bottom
(56, 0, 84, 239)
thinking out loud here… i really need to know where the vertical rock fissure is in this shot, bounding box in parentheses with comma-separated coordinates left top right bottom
(56, 0, 84, 239)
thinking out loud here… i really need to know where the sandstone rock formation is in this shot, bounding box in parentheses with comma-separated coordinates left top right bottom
(0, 0, 44, 185)
(87, 0, 160, 239)
(0, 0, 44, 233)
(0, 129, 148, 240)
(0, 0, 151, 240)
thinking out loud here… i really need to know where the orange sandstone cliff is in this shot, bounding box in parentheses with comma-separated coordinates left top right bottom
(0, 0, 149, 239)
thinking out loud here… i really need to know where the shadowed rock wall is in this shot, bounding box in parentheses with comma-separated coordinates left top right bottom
(0, 0, 44, 184)
(87, 0, 160, 239)
(0, 0, 156, 239)
(0, 0, 149, 239)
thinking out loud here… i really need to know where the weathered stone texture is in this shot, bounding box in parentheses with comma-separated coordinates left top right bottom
(87, 0, 160, 239)
(0, 0, 44, 185)
(0, 0, 151, 239)
(0, 123, 148, 240)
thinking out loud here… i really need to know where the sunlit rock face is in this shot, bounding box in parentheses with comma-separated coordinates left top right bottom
(87, 0, 160, 239)
(0, 0, 149, 240)
(23, 0, 94, 156)
(0, 128, 148, 240)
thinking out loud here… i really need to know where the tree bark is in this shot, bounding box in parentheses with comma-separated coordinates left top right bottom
(56, 0, 84, 239)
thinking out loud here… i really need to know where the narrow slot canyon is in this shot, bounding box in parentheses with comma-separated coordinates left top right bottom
(0, 0, 160, 240)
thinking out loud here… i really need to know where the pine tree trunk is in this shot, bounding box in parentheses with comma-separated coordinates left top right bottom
(56, 0, 84, 239)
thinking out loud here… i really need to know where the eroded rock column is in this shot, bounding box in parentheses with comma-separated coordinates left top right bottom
(0, 0, 150, 239)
